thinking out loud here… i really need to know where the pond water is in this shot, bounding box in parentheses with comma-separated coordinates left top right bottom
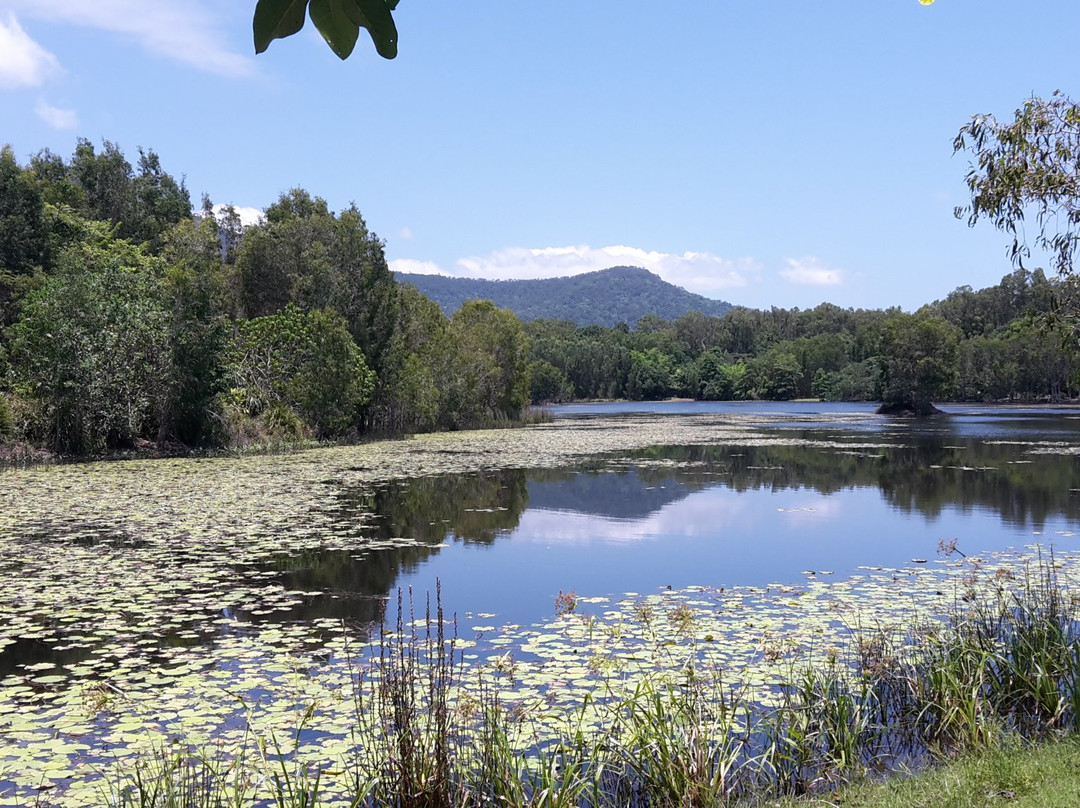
(4, 402, 1080, 803)
(276, 402, 1080, 628)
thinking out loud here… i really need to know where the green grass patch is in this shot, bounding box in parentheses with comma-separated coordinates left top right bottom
(768, 736, 1080, 808)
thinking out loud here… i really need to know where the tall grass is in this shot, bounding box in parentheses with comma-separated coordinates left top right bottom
(104, 555, 1080, 808)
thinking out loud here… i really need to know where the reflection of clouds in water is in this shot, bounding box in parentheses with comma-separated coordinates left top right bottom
(516, 488, 848, 546)
(516, 489, 754, 545)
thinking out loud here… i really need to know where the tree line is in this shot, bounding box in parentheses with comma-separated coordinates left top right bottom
(0, 141, 529, 454)
(1, 140, 1077, 456)
(525, 268, 1080, 414)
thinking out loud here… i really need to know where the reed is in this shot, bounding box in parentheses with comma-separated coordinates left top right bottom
(101, 553, 1080, 808)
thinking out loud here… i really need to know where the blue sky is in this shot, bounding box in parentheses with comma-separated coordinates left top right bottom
(1, 1, 1078, 311)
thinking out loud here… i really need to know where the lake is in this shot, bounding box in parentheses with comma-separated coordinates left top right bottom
(279, 401, 1080, 626)
(3, 401, 1080, 803)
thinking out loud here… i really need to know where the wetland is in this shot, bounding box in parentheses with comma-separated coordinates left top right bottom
(3, 402, 1080, 805)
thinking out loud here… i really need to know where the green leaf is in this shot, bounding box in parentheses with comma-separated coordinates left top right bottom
(309, 0, 361, 60)
(344, 0, 399, 60)
(253, 0, 310, 54)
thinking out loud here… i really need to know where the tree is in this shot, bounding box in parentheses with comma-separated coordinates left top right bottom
(229, 304, 375, 437)
(626, 348, 675, 400)
(368, 284, 450, 432)
(751, 348, 802, 401)
(159, 217, 231, 444)
(233, 189, 399, 383)
(444, 300, 530, 424)
(528, 360, 573, 404)
(0, 146, 45, 278)
(878, 314, 961, 415)
(0, 146, 46, 327)
(954, 92, 1080, 281)
(66, 140, 191, 250)
(8, 233, 172, 453)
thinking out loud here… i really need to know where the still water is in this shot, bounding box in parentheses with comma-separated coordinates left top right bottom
(278, 402, 1080, 629)
(3, 402, 1080, 802)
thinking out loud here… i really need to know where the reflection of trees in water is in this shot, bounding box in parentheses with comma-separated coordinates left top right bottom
(633, 437, 1080, 530)
(526, 465, 695, 519)
(264, 471, 530, 622)
(266, 433, 1080, 624)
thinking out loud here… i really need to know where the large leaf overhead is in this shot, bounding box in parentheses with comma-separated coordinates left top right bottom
(253, 0, 398, 59)
(253, 0, 308, 54)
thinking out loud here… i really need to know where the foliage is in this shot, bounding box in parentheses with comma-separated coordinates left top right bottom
(7, 237, 171, 453)
(0, 145, 45, 277)
(234, 189, 400, 388)
(750, 348, 802, 400)
(250, 0, 399, 60)
(528, 359, 573, 404)
(955, 92, 1080, 282)
(365, 285, 450, 433)
(0, 393, 12, 441)
(253, 0, 399, 60)
(626, 348, 675, 400)
(251, 1, 935, 61)
(445, 300, 531, 425)
(229, 304, 375, 437)
(153, 217, 234, 444)
(878, 314, 961, 414)
(67, 139, 192, 251)
(4, 132, 1080, 458)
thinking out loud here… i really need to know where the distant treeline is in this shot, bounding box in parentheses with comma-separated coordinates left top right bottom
(1, 140, 1076, 456)
(525, 269, 1079, 410)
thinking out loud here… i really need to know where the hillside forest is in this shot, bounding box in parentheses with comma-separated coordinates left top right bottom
(1, 141, 1077, 456)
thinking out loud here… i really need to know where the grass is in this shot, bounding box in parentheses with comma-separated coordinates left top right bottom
(91, 554, 1080, 808)
(766, 736, 1080, 808)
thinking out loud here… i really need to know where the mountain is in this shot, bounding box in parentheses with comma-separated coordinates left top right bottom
(394, 266, 734, 327)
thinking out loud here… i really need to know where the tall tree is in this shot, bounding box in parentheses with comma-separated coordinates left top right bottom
(0, 146, 46, 327)
(233, 189, 399, 383)
(445, 300, 530, 424)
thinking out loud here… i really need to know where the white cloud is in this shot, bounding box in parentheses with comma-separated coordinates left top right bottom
(0, 13, 61, 88)
(779, 257, 844, 286)
(2, 1, 253, 78)
(34, 97, 77, 129)
(397, 226, 414, 240)
(390, 258, 444, 275)
(212, 204, 265, 228)
(391, 244, 758, 299)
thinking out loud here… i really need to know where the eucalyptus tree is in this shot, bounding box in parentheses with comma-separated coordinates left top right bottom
(955, 93, 1080, 282)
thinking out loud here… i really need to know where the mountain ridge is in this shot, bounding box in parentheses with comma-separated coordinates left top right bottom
(394, 266, 734, 327)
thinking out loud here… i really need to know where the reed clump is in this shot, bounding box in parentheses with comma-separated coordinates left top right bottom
(103, 555, 1080, 808)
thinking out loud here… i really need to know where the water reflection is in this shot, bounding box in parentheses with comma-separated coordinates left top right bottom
(268, 419, 1080, 627)
(4, 408, 1080, 675)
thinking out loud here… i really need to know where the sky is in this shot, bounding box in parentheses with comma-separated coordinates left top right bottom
(1, 1, 1078, 312)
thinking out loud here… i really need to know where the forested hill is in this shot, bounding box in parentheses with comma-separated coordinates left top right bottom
(394, 266, 734, 326)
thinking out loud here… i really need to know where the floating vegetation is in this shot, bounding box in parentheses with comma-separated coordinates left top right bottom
(2, 412, 1080, 804)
